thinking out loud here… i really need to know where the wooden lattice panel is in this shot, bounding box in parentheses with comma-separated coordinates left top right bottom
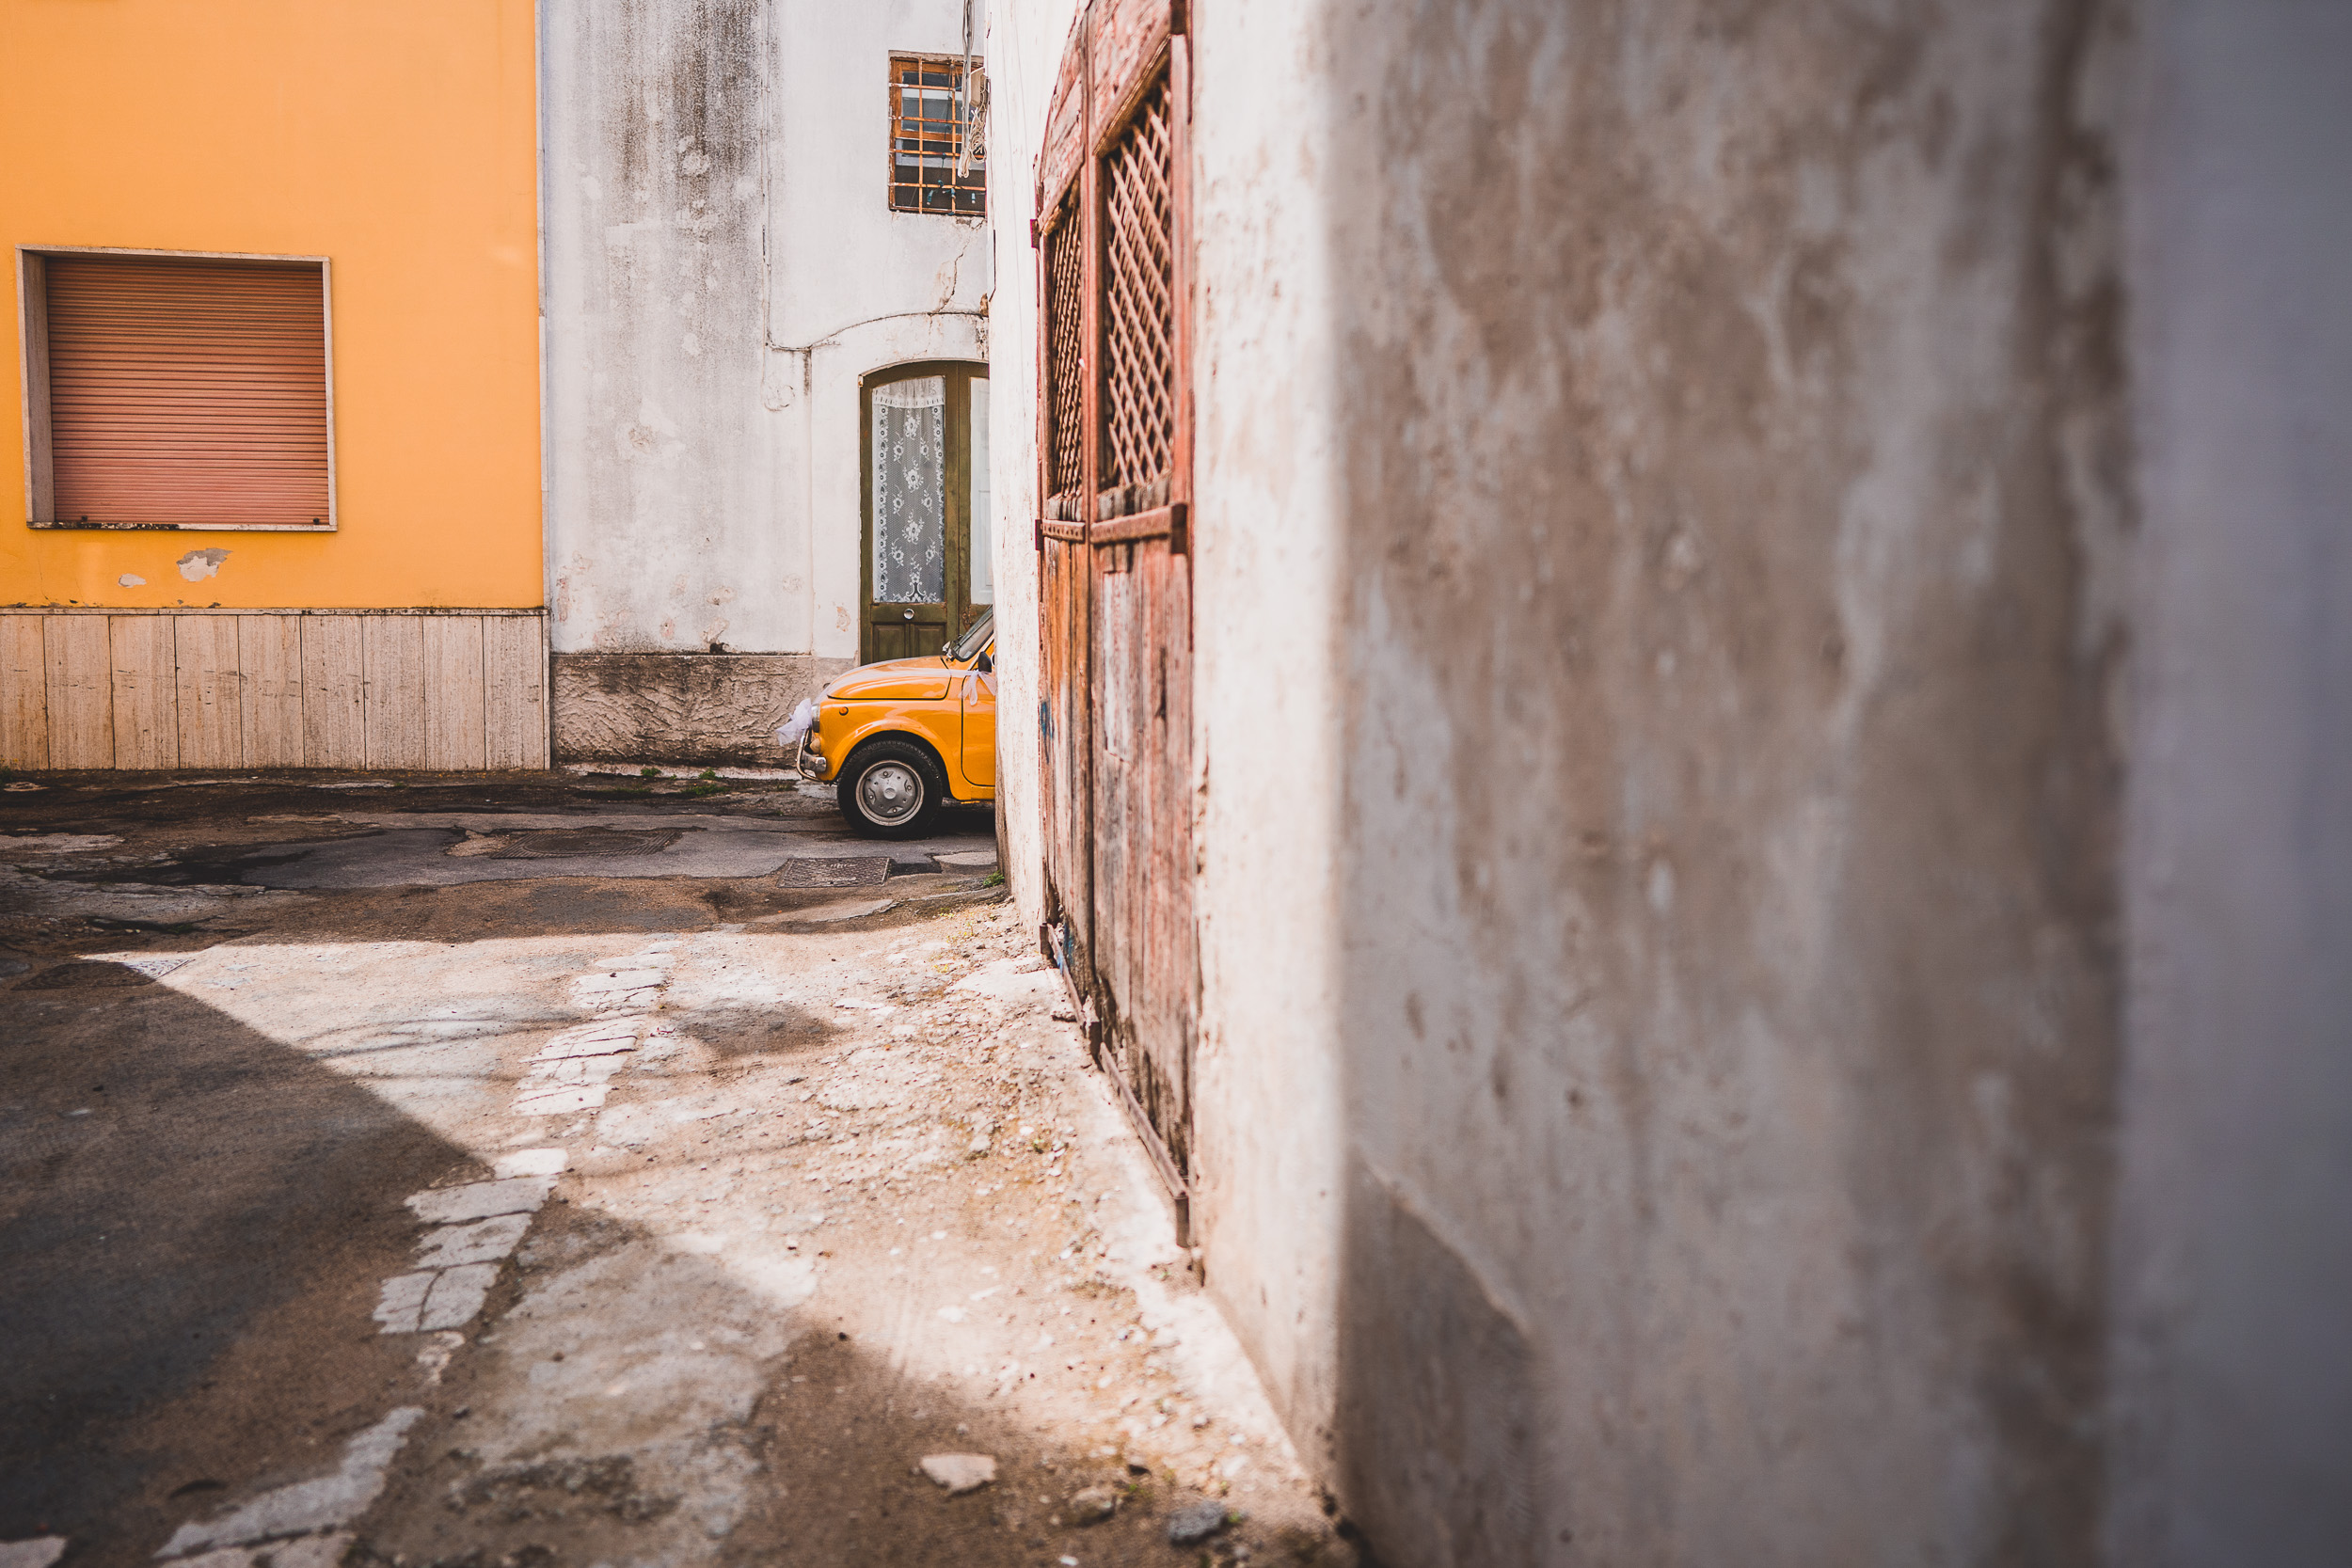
(1045, 191, 1088, 511)
(1100, 77, 1176, 493)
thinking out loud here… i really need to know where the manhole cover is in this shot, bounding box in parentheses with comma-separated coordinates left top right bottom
(17, 961, 154, 990)
(776, 856, 891, 889)
(489, 829, 681, 860)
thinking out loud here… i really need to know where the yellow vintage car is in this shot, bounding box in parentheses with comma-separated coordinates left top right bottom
(792, 610, 995, 837)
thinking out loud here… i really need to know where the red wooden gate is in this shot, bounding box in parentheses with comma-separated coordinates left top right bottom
(1036, 0, 1196, 1239)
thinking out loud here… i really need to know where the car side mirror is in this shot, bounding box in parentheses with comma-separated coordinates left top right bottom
(975, 651, 993, 674)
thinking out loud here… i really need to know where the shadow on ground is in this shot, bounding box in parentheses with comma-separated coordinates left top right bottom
(0, 967, 472, 1557)
(0, 950, 1312, 1566)
(2, 775, 1319, 1568)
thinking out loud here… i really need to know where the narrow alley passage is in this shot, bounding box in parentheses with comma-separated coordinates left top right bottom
(0, 773, 1353, 1568)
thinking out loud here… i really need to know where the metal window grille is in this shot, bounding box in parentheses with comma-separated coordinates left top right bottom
(889, 56, 987, 215)
(1099, 76, 1176, 494)
(1044, 190, 1088, 511)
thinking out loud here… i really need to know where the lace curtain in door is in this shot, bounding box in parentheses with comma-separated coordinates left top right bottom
(872, 376, 946, 604)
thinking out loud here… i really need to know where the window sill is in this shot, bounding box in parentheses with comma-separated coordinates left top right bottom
(28, 520, 338, 532)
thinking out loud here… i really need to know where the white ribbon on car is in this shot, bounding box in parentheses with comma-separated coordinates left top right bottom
(778, 698, 820, 748)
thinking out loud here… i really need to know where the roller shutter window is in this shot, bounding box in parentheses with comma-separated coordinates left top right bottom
(39, 255, 330, 529)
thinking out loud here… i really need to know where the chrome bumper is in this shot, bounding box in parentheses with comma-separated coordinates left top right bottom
(793, 733, 828, 780)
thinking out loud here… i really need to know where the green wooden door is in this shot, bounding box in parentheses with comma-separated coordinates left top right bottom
(862, 362, 991, 665)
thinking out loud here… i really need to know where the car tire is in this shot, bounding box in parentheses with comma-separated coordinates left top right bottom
(837, 737, 947, 840)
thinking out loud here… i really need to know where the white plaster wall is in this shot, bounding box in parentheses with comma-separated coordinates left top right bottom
(977, 0, 1066, 926)
(767, 0, 992, 661)
(544, 0, 990, 659)
(1183, 0, 1348, 1462)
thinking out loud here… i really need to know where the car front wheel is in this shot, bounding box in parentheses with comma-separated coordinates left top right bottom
(836, 738, 946, 839)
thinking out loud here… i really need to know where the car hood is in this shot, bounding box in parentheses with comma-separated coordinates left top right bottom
(824, 656, 953, 702)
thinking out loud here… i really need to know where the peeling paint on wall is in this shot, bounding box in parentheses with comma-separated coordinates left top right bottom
(176, 549, 230, 582)
(541, 0, 989, 665)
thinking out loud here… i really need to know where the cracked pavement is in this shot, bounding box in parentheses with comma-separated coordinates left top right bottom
(0, 772, 1353, 1568)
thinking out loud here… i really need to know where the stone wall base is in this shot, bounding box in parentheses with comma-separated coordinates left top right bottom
(549, 653, 853, 768)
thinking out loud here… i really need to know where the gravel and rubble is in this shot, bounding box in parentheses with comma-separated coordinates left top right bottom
(344, 902, 1356, 1567)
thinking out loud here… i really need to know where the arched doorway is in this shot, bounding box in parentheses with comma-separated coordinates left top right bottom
(859, 360, 991, 664)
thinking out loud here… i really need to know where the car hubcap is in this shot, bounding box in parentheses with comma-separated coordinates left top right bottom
(858, 761, 923, 825)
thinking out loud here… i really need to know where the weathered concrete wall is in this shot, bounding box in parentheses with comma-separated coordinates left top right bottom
(542, 0, 987, 756)
(1309, 1, 2352, 1562)
(2104, 3, 2352, 1562)
(1181, 0, 1352, 1474)
(543, 0, 781, 656)
(1318, 2, 2136, 1560)
(987, 1, 2351, 1562)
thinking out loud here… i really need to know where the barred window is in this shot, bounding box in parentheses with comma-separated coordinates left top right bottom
(888, 56, 985, 216)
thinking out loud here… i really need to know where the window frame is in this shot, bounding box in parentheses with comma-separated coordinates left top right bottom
(857, 358, 993, 665)
(16, 244, 338, 532)
(886, 54, 987, 218)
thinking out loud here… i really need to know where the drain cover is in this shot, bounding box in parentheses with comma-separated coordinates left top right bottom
(776, 856, 891, 889)
(489, 829, 680, 860)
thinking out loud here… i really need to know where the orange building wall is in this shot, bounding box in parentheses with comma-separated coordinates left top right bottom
(0, 0, 541, 609)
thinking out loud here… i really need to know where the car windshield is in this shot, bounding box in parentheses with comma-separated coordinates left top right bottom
(952, 610, 994, 663)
